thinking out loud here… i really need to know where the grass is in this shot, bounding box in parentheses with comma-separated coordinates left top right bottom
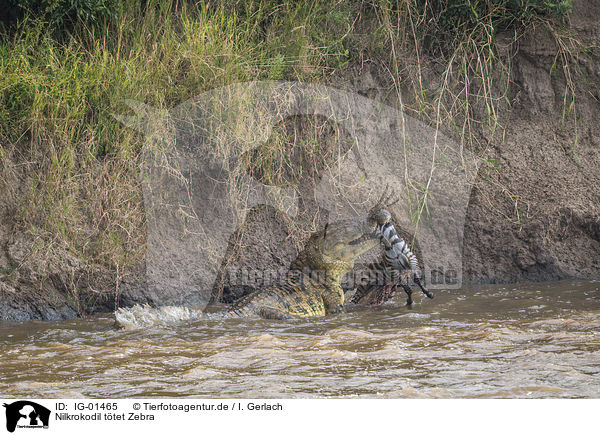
(0, 0, 577, 311)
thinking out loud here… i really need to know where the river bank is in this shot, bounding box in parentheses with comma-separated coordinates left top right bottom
(1, 1, 598, 321)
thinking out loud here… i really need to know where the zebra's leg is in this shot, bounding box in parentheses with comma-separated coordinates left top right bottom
(374, 283, 396, 305)
(350, 283, 373, 304)
(400, 283, 413, 306)
(414, 277, 434, 299)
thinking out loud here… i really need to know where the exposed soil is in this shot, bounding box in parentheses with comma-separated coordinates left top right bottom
(462, 1, 600, 283)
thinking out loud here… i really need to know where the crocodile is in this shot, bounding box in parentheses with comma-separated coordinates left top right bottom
(208, 207, 393, 319)
(116, 208, 396, 326)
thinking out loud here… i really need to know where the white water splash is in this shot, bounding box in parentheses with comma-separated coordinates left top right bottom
(115, 304, 205, 329)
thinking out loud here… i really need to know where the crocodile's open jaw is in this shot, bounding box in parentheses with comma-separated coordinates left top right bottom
(320, 209, 391, 263)
(348, 225, 382, 245)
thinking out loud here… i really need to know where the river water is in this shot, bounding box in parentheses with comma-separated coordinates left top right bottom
(1, 280, 599, 398)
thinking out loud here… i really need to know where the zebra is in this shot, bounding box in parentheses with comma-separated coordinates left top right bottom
(350, 221, 433, 306)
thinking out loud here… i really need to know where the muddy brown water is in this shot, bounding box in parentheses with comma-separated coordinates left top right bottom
(1, 280, 599, 398)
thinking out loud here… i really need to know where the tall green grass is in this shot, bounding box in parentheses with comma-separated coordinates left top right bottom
(0, 0, 365, 302)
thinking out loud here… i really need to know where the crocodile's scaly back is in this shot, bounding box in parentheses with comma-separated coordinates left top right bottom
(229, 276, 327, 319)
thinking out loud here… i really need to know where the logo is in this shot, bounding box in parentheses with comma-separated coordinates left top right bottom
(3, 401, 50, 433)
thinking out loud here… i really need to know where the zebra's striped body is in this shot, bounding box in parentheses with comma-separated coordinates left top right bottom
(378, 221, 421, 279)
(350, 221, 432, 305)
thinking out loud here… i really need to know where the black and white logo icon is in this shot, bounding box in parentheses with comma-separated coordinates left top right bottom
(3, 401, 50, 433)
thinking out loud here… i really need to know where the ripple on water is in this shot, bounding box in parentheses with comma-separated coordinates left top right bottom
(0, 280, 599, 398)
